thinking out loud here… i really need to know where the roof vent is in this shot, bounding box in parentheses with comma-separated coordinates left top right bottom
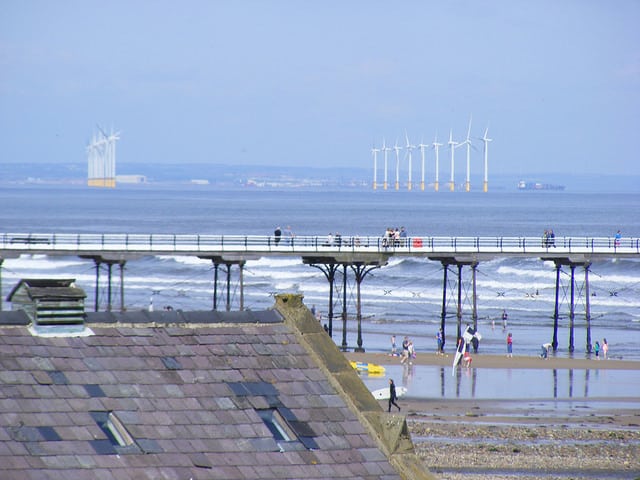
(7, 279, 93, 337)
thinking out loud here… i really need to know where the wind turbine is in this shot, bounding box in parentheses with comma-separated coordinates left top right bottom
(480, 126, 492, 192)
(405, 132, 415, 191)
(459, 116, 473, 192)
(371, 145, 380, 190)
(418, 138, 429, 191)
(393, 140, 402, 190)
(432, 134, 443, 192)
(447, 130, 458, 192)
(382, 138, 391, 190)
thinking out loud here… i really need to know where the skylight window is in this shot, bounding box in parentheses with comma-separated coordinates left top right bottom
(257, 408, 297, 443)
(90, 411, 136, 452)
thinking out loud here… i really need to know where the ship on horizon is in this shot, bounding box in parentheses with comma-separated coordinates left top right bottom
(517, 180, 565, 191)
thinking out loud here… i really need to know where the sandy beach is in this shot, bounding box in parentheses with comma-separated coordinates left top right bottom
(345, 352, 640, 480)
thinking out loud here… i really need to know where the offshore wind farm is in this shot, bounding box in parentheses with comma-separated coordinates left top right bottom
(372, 117, 492, 193)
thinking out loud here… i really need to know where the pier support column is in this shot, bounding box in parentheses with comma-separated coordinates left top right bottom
(225, 263, 232, 312)
(585, 263, 592, 353)
(0, 258, 3, 312)
(239, 261, 245, 311)
(306, 261, 340, 338)
(439, 262, 449, 349)
(94, 258, 101, 312)
(119, 260, 126, 312)
(202, 256, 252, 312)
(552, 261, 561, 351)
(341, 264, 348, 351)
(471, 262, 478, 332)
(212, 262, 219, 311)
(350, 263, 382, 353)
(569, 264, 576, 353)
(456, 264, 463, 340)
(107, 262, 113, 312)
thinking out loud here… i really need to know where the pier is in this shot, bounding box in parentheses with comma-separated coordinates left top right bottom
(2, 232, 638, 352)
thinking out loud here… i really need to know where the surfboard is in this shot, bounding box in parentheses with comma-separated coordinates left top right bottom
(452, 342, 466, 376)
(350, 361, 386, 375)
(371, 385, 407, 400)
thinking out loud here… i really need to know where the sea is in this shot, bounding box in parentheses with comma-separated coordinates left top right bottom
(2, 184, 640, 372)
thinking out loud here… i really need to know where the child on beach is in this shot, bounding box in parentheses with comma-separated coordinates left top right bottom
(506, 332, 513, 357)
(594, 341, 600, 359)
(602, 338, 608, 359)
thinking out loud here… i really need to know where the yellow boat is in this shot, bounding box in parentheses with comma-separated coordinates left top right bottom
(350, 361, 386, 375)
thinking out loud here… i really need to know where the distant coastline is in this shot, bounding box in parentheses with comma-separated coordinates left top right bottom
(1, 162, 639, 193)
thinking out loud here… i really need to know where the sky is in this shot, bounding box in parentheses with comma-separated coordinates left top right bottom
(1, 1, 639, 178)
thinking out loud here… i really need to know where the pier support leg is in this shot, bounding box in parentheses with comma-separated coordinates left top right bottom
(341, 264, 348, 351)
(94, 259, 101, 312)
(212, 262, 219, 311)
(440, 263, 449, 350)
(456, 264, 463, 340)
(107, 262, 113, 312)
(552, 261, 561, 351)
(239, 261, 245, 311)
(0, 258, 3, 312)
(306, 262, 339, 338)
(351, 263, 381, 353)
(225, 263, 232, 312)
(585, 263, 592, 353)
(471, 262, 478, 332)
(119, 260, 125, 312)
(569, 264, 576, 353)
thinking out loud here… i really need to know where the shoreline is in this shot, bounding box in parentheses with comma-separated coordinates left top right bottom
(342, 351, 640, 479)
(344, 351, 640, 370)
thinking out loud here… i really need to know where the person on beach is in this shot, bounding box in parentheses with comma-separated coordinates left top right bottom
(540, 342, 551, 359)
(502, 309, 508, 330)
(594, 340, 600, 359)
(602, 338, 609, 359)
(407, 341, 415, 365)
(388, 379, 401, 412)
(390, 335, 397, 356)
(400, 336, 410, 364)
(436, 328, 443, 355)
(462, 350, 472, 368)
(506, 332, 513, 357)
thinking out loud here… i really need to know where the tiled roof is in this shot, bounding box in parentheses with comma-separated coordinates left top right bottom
(0, 295, 420, 480)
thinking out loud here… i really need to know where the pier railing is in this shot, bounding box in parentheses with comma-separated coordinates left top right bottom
(1, 233, 638, 258)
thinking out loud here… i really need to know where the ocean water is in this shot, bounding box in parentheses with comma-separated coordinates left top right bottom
(1, 185, 639, 360)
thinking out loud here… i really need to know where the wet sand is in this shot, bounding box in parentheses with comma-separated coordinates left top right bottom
(344, 351, 640, 371)
(345, 352, 640, 479)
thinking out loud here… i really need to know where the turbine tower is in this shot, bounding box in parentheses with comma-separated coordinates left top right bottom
(393, 140, 402, 191)
(460, 116, 473, 192)
(432, 135, 443, 192)
(382, 138, 391, 190)
(371, 145, 380, 190)
(418, 138, 429, 191)
(480, 126, 492, 192)
(447, 130, 458, 192)
(405, 132, 415, 191)
(87, 125, 119, 188)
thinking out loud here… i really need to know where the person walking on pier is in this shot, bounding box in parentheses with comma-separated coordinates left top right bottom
(506, 332, 513, 357)
(274, 226, 282, 245)
(388, 379, 401, 412)
(614, 230, 622, 247)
